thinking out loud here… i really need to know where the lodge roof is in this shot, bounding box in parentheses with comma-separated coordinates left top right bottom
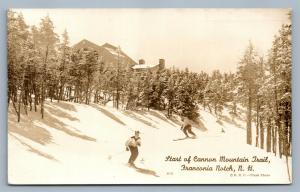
(132, 63, 159, 70)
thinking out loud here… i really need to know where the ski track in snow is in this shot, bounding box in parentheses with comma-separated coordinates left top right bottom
(8, 101, 291, 184)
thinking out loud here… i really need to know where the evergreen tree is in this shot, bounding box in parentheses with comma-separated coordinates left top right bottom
(175, 69, 199, 120)
(57, 29, 71, 102)
(7, 11, 32, 121)
(35, 15, 59, 118)
(237, 41, 260, 145)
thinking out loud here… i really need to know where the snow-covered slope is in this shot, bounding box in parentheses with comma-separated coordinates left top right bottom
(8, 101, 291, 184)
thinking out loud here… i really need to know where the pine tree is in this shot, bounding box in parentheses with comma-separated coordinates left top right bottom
(57, 29, 71, 102)
(83, 49, 98, 104)
(35, 15, 59, 118)
(7, 10, 32, 122)
(164, 69, 178, 117)
(205, 70, 224, 119)
(149, 70, 167, 110)
(140, 69, 154, 110)
(237, 41, 260, 145)
(176, 69, 199, 120)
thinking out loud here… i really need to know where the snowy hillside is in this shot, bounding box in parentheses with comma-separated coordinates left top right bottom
(8, 101, 291, 184)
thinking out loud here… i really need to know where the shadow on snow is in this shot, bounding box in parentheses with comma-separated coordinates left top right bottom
(9, 133, 58, 162)
(91, 104, 126, 126)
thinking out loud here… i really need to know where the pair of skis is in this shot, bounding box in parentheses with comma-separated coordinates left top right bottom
(173, 136, 197, 141)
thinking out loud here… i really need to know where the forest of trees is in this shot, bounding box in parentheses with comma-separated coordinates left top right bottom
(7, 10, 292, 165)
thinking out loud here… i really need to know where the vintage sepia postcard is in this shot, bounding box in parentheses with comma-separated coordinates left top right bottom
(7, 8, 292, 184)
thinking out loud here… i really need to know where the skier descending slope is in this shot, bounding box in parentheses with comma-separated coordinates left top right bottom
(180, 116, 197, 138)
(125, 131, 141, 167)
(124, 131, 159, 177)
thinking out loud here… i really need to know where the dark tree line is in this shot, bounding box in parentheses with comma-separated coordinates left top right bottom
(237, 24, 291, 158)
(237, 23, 291, 180)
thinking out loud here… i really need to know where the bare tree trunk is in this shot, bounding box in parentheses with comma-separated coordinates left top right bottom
(266, 118, 272, 152)
(287, 118, 292, 156)
(284, 112, 291, 182)
(17, 92, 21, 122)
(94, 90, 98, 103)
(75, 84, 79, 103)
(8, 89, 11, 107)
(284, 104, 291, 156)
(255, 96, 260, 147)
(23, 98, 28, 115)
(273, 125, 278, 156)
(29, 89, 32, 111)
(41, 45, 49, 119)
(233, 101, 237, 115)
(203, 98, 206, 110)
(11, 99, 18, 119)
(271, 122, 275, 153)
(50, 86, 53, 102)
(41, 81, 45, 118)
(32, 81, 38, 112)
(214, 103, 217, 116)
(85, 78, 90, 104)
(116, 89, 119, 109)
(255, 112, 259, 147)
(247, 89, 252, 145)
(279, 119, 283, 158)
(260, 118, 264, 149)
(16, 62, 28, 122)
(208, 104, 212, 113)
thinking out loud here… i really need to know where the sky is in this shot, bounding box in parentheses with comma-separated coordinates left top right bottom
(14, 9, 290, 73)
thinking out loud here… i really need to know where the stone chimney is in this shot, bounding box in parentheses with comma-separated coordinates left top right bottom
(159, 59, 165, 70)
(139, 59, 145, 65)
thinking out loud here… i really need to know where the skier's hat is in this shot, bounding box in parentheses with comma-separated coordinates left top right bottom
(135, 130, 140, 134)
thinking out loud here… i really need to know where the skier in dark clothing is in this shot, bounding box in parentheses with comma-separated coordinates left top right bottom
(125, 131, 141, 167)
(181, 116, 196, 138)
